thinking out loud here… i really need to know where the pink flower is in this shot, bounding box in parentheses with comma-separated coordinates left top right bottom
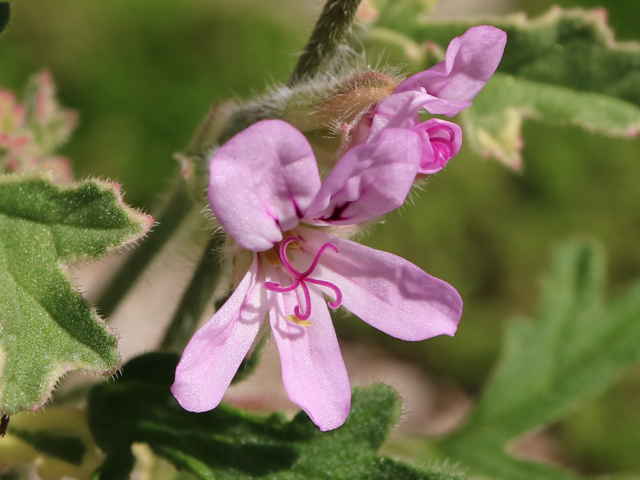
(359, 25, 506, 174)
(171, 119, 462, 431)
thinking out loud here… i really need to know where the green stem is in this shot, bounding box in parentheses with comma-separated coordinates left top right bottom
(219, 0, 363, 142)
(96, 99, 236, 319)
(160, 235, 224, 352)
(96, 180, 193, 319)
(101, 0, 364, 339)
(288, 0, 362, 86)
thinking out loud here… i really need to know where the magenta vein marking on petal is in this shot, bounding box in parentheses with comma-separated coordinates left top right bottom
(426, 124, 456, 142)
(320, 202, 352, 223)
(430, 138, 453, 160)
(291, 196, 304, 219)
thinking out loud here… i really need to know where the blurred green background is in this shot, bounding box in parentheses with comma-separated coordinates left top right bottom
(2, 0, 639, 475)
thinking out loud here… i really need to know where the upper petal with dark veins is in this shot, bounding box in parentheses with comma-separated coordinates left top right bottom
(209, 120, 321, 252)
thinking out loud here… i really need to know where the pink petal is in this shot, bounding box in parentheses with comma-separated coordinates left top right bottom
(304, 128, 421, 225)
(208, 120, 321, 252)
(395, 26, 507, 116)
(302, 229, 462, 341)
(269, 287, 351, 431)
(171, 259, 266, 412)
(413, 118, 462, 174)
(367, 90, 468, 139)
(369, 90, 432, 136)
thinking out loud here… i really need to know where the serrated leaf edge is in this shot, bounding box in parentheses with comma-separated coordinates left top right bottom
(410, 7, 640, 170)
(0, 173, 153, 414)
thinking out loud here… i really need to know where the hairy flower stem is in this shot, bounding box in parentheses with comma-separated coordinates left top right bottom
(160, 235, 224, 352)
(219, 0, 362, 142)
(95, 102, 233, 318)
(289, 0, 362, 86)
(96, 180, 193, 319)
(99, 0, 363, 334)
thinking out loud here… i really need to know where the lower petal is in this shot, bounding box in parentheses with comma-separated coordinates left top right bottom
(304, 230, 462, 341)
(171, 259, 265, 412)
(270, 289, 351, 431)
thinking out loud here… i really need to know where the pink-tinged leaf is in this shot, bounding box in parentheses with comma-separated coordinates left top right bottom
(24, 71, 78, 153)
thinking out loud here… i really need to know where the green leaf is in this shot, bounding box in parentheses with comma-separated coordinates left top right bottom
(403, 8, 640, 169)
(363, 27, 426, 72)
(0, 175, 150, 415)
(439, 241, 640, 479)
(9, 428, 85, 465)
(90, 352, 463, 480)
(370, 0, 437, 32)
(0, 406, 103, 479)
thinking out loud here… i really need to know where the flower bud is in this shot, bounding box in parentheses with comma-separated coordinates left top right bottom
(413, 119, 462, 174)
(283, 70, 397, 133)
(282, 70, 398, 171)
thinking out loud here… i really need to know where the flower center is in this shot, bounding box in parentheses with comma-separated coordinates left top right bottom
(264, 236, 343, 325)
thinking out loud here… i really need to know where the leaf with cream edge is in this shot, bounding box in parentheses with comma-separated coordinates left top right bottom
(438, 241, 640, 480)
(396, 7, 640, 169)
(0, 175, 152, 416)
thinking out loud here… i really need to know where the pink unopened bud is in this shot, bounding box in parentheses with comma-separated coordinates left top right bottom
(412, 119, 462, 174)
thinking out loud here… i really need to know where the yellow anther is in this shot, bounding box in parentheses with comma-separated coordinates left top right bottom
(287, 315, 312, 327)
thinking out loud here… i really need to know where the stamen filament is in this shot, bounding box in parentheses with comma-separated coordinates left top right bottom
(265, 236, 344, 325)
(306, 278, 343, 309)
(279, 236, 303, 277)
(300, 242, 339, 277)
(294, 282, 312, 320)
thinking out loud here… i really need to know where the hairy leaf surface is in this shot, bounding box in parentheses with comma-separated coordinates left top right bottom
(0, 175, 150, 415)
(439, 241, 640, 479)
(398, 8, 640, 168)
(90, 353, 463, 480)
